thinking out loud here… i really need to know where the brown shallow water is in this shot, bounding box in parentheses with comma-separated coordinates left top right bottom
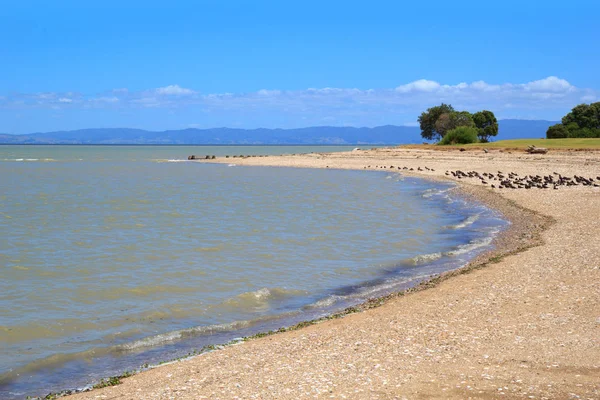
(0, 145, 508, 399)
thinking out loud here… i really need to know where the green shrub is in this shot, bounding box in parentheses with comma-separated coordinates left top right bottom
(547, 122, 600, 139)
(546, 123, 569, 139)
(567, 127, 600, 138)
(439, 126, 479, 145)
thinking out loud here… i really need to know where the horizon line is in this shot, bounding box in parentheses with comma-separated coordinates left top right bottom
(1, 118, 560, 136)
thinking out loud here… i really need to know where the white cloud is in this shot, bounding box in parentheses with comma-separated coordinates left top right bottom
(523, 76, 574, 93)
(580, 94, 596, 102)
(132, 97, 162, 107)
(91, 96, 119, 103)
(395, 79, 441, 93)
(470, 81, 501, 91)
(1, 77, 597, 124)
(155, 84, 196, 95)
(393, 76, 577, 97)
(306, 87, 363, 95)
(203, 92, 233, 99)
(36, 93, 56, 100)
(257, 89, 282, 96)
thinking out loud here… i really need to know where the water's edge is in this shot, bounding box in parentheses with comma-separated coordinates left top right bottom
(2, 166, 511, 400)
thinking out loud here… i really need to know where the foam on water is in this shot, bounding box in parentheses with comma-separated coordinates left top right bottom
(446, 213, 481, 229)
(445, 236, 494, 256)
(218, 287, 308, 313)
(2, 158, 56, 162)
(411, 252, 443, 264)
(117, 320, 253, 351)
(421, 187, 453, 198)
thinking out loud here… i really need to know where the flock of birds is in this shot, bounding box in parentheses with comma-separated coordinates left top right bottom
(362, 165, 600, 190)
(445, 170, 600, 190)
(191, 156, 599, 191)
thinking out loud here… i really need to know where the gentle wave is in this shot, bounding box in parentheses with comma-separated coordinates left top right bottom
(0, 347, 113, 386)
(421, 187, 452, 198)
(116, 320, 254, 351)
(220, 287, 307, 313)
(410, 252, 443, 264)
(0, 234, 502, 392)
(2, 158, 57, 162)
(152, 159, 190, 163)
(304, 272, 434, 311)
(444, 236, 494, 256)
(0, 310, 301, 388)
(304, 233, 501, 312)
(446, 213, 481, 230)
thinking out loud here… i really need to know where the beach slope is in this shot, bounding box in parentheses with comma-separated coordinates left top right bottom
(68, 147, 599, 399)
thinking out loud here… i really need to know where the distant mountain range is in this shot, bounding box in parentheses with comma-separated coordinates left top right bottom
(0, 120, 557, 145)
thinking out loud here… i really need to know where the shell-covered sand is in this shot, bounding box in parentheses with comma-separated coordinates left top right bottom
(68, 147, 599, 399)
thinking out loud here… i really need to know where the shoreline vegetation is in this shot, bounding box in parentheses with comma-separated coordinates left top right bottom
(49, 143, 599, 399)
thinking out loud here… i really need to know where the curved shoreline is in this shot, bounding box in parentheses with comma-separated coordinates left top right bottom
(13, 172, 509, 399)
(64, 147, 599, 399)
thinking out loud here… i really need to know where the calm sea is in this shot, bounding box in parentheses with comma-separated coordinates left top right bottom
(0, 145, 507, 399)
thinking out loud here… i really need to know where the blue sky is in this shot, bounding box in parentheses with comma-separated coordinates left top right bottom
(1, 0, 599, 134)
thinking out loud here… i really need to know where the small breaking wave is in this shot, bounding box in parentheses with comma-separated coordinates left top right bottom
(220, 287, 307, 313)
(2, 158, 57, 162)
(421, 187, 453, 198)
(0, 318, 262, 386)
(444, 236, 493, 256)
(304, 272, 433, 311)
(446, 213, 481, 230)
(153, 159, 190, 163)
(410, 252, 443, 264)
(116, 320, 253, 351)
(303, 295, 342, 309)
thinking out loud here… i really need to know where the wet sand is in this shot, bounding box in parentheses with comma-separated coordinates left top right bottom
(68, 147, 599, 399)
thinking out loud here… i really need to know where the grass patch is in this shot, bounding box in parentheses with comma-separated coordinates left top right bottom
(403, 138, 600, 150)
(464, 138, 600, 149)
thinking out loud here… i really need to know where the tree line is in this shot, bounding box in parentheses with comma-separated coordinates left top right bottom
(547, 102, 600, 138)
(418, 104, 498, 144)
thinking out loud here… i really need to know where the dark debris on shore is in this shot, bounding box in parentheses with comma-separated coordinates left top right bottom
(362, 164, 600, 190)
(444, 170, 600, 190)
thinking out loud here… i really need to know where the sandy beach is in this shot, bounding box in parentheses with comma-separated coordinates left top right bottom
(67, 147, 599, 399)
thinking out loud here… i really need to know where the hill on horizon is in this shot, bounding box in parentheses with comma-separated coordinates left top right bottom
(0, 120, 557, 145)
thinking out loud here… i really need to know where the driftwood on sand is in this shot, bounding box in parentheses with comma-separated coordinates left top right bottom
(526, 145, 548, 154)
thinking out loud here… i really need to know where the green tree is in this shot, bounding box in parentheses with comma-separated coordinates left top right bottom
(418, 103, 454, 141)
(472, 110, 498, 142)
(561, 102, 600, 130)
(548, 102, 600, 139)
(434, 111, 474, 137)
(546, 124, 568, 139)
